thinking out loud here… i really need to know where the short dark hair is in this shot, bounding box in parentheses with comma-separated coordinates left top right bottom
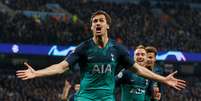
(145, 46, 157, 56)
(90, 10, 111, 26)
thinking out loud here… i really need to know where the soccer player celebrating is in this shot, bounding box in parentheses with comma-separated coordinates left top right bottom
(16, 10, 186, 101)
(60, 80, 80, 101)
(145, 46, 162, 101)
(116, 45, 149, 101)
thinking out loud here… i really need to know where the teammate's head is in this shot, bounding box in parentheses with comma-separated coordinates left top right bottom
(74, 84, 80, 92)
(134, 45, 147, 66)
(90, 10, 111, 37)
(145, 46, 157, 69)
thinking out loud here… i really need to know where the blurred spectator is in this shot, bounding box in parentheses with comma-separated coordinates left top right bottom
(0, 65, 201, 101)
(0, 2, 201, 100)
(1, 0, 201, 52)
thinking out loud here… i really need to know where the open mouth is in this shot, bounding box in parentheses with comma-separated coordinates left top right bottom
(137, 58, 144, 62)
(96, 27, 102, 33)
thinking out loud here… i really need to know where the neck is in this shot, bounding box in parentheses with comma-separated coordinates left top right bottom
(93, 34, 108, 48)
(146, 65, 154, 70)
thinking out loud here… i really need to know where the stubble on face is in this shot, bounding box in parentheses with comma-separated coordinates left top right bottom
(134, 49, 147, 66)
(91, 14, 109, 47)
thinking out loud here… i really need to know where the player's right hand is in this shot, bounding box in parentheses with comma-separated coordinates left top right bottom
(16, 62, 36, 80)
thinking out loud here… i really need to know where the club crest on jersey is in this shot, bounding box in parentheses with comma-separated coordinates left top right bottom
(92, 64, 112, 74)
(111, 53, 115, 61)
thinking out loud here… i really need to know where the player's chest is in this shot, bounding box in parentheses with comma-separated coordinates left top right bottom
(85, 47, 118, 63)
(83, 47, 118, 74)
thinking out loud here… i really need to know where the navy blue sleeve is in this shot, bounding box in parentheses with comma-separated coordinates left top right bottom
(153, 66, 164, 93)
(147, 66, 164, 95)
(65, 43, 85, 66)
(153, 66, 164, 75)
(68, 93, 75, 101)
(115, 69, 125, 87)
(116, 44, 134, 69)
(149, 68, 159, 89)
(151, 66, 164, 88)
(115, 69, 131, 87)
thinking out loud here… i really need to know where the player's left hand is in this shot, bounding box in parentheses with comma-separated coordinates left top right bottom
(164, 71, 186, 90)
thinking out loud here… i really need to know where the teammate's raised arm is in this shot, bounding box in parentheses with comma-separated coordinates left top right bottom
(61, 80, 72, 101)
(129, 63, 186, 90)
(16, 60, 69, 80)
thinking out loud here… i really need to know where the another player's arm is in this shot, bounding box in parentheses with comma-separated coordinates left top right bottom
(16, 60, 69, 80)
(129, 63, 165, 83)
(118, 44, 185, 90)
(61, 80, 72, 101)
(117, 45, 169, 86)
(151, 67, 162, 100)
(115, 69, 125, 86)
(129, 63, 186, 90)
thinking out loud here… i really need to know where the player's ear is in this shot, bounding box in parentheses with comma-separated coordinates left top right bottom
(91, 25, 93, 31)
(107, 24, 109, 29)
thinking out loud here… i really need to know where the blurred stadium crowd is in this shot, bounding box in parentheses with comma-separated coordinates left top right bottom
(1, 65, 201, 101)
(0, 0, 201, 52)
(0, 63, 80, 101)
(0, 0, 201, 101)
(162, 76, 201, 101)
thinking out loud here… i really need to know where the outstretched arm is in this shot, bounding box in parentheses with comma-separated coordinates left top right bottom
(129, 63, 186, 90)
(16, 60, 69, 80)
